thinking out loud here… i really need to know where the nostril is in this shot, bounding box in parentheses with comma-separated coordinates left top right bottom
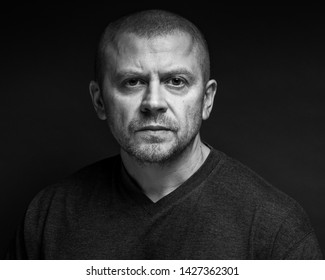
(140, 104, 167, 114)
(140, 97, 168, 113)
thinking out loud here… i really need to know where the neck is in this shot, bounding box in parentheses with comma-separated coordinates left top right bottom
(121, 135, 210, 202)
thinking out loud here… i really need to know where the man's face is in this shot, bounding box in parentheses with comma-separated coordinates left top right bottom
(95, 32, 212, 164)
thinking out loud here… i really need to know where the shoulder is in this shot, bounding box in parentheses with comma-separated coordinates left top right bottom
(27, 154, 121, 215)
(210, 149, 302, 215)
(209, 149, 319, 258)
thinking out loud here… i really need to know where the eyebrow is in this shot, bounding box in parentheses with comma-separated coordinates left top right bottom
(161, 68, 196, 80)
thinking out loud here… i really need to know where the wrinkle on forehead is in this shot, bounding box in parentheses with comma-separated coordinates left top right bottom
(117, 31, 195, 53)
(146, 32, 195, 56)
(104, 32, 198, 73)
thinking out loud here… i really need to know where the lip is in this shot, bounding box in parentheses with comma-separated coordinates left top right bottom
(137, 125, 171, 131)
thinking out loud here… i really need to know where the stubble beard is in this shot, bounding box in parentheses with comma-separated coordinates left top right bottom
(122, 130, 198, 167)
(108, 110, 203, 167)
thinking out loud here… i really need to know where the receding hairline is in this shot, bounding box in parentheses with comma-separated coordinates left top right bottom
(106, 29, 197, 54)
(105, 30, 200, 64)
(94, 9, 210, 85)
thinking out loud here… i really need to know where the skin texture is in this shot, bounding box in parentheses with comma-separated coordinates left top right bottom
(90, 31, 217, 202)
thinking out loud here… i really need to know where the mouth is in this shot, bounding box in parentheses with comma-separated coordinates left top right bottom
(137, 125, 172, 131)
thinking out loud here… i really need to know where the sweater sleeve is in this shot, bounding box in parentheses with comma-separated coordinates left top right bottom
(269, 201, 323, 260)
(5, 185, 57, 260)
(283, 231, 323, 260)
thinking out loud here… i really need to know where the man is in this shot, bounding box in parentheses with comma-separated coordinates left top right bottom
(7, 9, 322, 259)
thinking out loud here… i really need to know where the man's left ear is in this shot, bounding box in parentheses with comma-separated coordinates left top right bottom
(202, 79, 217, 120)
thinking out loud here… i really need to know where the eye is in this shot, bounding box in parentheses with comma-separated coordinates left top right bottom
(166, 77, 186, 88)
(123, 78, 145, 87)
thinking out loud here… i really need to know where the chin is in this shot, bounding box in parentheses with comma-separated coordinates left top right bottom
(126, 141, 181, 165)
(121, 131, 199, 165)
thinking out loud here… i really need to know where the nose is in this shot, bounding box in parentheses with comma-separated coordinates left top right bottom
(140, 82, 168, 114)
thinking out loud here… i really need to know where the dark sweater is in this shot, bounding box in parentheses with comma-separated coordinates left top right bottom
(6, 148, 323, 259)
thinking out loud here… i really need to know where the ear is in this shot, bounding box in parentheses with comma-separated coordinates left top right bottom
(89, 80, 107, 120)
(202, 79, 217, 120)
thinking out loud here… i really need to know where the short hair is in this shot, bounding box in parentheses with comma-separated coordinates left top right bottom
(94, 9, 210, 87)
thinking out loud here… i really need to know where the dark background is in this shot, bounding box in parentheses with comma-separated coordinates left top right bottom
(1, 5, 324, 258)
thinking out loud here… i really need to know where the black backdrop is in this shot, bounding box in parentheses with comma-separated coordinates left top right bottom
(1, 5, 324, 258)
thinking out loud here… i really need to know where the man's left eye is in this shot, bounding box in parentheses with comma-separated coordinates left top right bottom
(166, 78, 186, 87)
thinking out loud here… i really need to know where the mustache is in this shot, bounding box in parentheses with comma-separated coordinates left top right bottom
(129, 115, 178, 132)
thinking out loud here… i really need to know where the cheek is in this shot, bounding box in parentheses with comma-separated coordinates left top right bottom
(177, 99, 203, 132)
(185, 91, 204, 116)
(105, 95, 138, 128)
(187, 103, 203, 124)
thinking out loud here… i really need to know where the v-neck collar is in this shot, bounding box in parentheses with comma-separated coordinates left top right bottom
(116, 147, 222, 217)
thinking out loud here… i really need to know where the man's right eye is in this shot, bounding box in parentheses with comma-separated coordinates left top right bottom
(123, 78, 145, 87)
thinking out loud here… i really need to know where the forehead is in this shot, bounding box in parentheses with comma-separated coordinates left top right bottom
(103, 32, 200, 73)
